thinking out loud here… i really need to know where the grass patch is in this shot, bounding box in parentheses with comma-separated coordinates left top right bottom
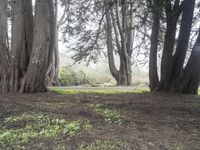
(89, 104, 123, 124)
(38, 101, 74, 108)
(79, 139, 130, 150)
(0, 112, 92, 149)
(51, 88, 149, 95)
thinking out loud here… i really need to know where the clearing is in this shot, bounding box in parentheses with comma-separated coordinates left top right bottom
(0, 89, 200, 150)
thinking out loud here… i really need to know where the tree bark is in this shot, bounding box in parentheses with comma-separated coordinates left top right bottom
(105, 2, 119, 83)
(0, 0, 10, 92)
(47, 0, 60, 86)
(159, 0, 181, 90)
(171, 0, 195, 83)
(20, 0, 54, 93)
(175, 30, 200, 94)
(149, 0, 160, 91)
(10, 0, 33, 92)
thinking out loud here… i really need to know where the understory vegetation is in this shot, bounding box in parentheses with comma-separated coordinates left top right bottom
(58, 66, 149, 87)
(0, 90, 199, 149)
(0, 112, 92, 149)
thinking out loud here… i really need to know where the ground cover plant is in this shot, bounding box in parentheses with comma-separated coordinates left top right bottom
(0, 89, 200, 149)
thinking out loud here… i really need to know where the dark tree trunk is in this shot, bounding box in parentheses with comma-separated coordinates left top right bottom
(171, 0, 195, 83)
(10, 0, 33, 92)
(159, 0, 181, 90)
(175, 31, 200, 94)
(20, 0, 54, 93)
(0, 0, 10, 92)
(149, 0, 160, 91)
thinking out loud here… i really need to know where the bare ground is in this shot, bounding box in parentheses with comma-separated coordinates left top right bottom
(0, 92, 200, 150)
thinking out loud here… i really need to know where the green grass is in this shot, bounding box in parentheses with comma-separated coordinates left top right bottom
(89, 104, 123, 124)
(0, 112, 92, 149)
(51, 88, 149, 95)
(79, 139, 130, 150)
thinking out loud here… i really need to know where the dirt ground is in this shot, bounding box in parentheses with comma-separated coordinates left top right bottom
(0, 92, 200, 150)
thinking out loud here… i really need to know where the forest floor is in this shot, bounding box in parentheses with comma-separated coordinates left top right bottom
(0, 89, 200, 150)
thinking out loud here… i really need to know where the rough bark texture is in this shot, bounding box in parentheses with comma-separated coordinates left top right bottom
(171, 0, 195, 83)
(175, 31, 200, 94)
(159, 0, 180, 90)
(0, 0, 10, 92)
(47, 0, 60, 86)
(149, 0, 160, 91)
(20, 0, 54, 93)
(10, 0, 33, 92)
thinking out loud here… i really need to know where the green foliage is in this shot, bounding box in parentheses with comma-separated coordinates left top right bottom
(89, 104, 123, 124)
(51, 88, 149, 95)
(79, 140, 130, 150)
(0, 112, 92, 149)
(59, 66, 94, 86)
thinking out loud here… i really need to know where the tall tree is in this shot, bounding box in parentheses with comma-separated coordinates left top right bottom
(149, 0, 161, 91)
(171, 0, 195, 83)
(0, 0, 10, 92)
(47, 0, 60, 86)
(175, 30, 200, 94)
(159, 0, 182, 90)
(149, 0, 197, 94)
(61, 0, 136, 85)
(20, 0, 55, 93)
(10, 0, 33, 92)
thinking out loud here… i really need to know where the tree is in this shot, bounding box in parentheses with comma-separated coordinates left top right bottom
(149, 0, 161, 91)
(10, 0, 33, 92)
(105, 0, 135, 85)
(0, 0, 10, 92)
(149, 0, 198, 94)
(60, 0, 139, 85)
(0, 0, 55, 93)
(175, 30, 200, 94)
(20, 0, 55, 93)
(46, 0, 60, 86)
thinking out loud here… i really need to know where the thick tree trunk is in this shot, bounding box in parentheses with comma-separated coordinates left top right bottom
(175, 31, 200, 94)
(118, 57, 132, 86)
(159, 0, 181, 90)
(0, 0, 10, 92)
(10, 0, 33, 92)
(20, 0, 54, 93)
(171, 0, 195, 83)
(149, 0, 160, 91)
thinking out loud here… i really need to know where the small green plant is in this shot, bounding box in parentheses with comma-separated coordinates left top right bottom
(89, 104, 123, 124)
(0, 112, 92, 149)
(79, 140, 130, 150)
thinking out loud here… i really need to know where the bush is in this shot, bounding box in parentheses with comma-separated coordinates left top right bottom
(59, 66, 94, 86)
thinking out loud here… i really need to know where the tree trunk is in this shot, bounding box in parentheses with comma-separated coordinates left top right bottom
(105, 1, 119, 83)
(171, 0, 195, 83)
(175, 31, 200, 94)
(159, 0, 180, 90)
(149, 0, 160, 91)
(118, 57, 132, 86)
(10, 0, 33, 92)
(0, 0, 10, 92)
(20, 0, 54, 93)
(47, 0, 60, 86)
